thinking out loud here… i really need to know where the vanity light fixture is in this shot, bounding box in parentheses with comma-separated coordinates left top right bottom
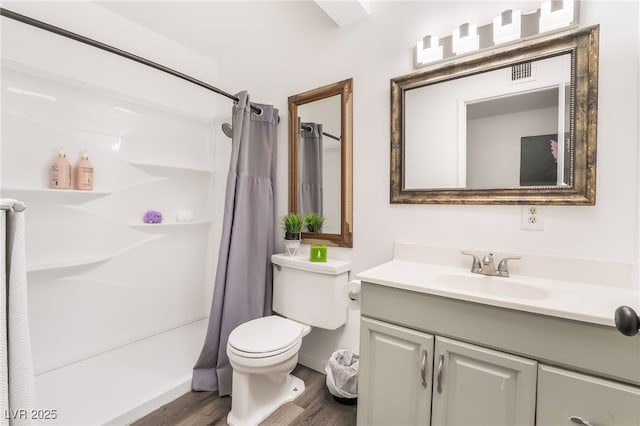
(416, 35, 443, 65)
(452, 23, 479, 55)
(539, 0, 575, 33)
(493, 9, 522, 44)
(413, 0, 579, 69)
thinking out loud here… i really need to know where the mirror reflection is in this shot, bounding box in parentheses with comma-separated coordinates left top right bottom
(467, 86, 570, 188)
(288, 78, 353, 247)
(296, 95, 341, 234)
(404, 53, 571, 190)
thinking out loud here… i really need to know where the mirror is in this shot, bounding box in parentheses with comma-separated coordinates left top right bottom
(391, 25, 599, 205)
(288, 79, 353, 247)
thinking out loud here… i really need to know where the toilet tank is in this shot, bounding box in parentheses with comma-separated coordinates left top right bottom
(272, 254, 350, 330)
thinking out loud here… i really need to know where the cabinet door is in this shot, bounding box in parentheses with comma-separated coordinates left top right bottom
(357, 317, 434, 426)
(537, 364, 640, 426)
(431, 336, 537, 426)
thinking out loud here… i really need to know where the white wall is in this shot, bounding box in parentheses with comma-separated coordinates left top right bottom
(211, 1, 639, 369)
(0, 1, 221, 121)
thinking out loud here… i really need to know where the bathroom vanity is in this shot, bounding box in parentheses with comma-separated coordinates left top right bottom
(355, 244, 640, 426)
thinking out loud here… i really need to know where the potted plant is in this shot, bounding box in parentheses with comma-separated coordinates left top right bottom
(281, 212, 304, 256)
(305, 213, 326, 233)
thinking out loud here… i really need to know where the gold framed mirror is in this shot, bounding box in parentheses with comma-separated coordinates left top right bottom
(391, 25, 599, 205)
(288, 78, 353, 247)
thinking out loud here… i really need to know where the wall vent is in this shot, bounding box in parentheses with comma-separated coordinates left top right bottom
(512, 62, 532, 81)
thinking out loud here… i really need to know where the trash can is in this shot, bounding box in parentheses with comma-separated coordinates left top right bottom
(325, 349, 359, 405)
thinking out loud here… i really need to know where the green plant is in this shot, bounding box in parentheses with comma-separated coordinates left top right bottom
(281, 213, 304, 234)
(305, 213, 326, 233)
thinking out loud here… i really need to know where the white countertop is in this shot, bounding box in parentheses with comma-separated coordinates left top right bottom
(356, 259, 639, 328)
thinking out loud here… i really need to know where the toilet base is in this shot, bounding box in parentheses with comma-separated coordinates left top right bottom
(227, 372, 305, 426)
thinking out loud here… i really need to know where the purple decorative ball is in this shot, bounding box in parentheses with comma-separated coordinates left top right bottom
(143, 210, 163, 224)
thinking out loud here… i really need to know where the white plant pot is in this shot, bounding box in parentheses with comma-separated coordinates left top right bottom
(284, 239, 301, 256)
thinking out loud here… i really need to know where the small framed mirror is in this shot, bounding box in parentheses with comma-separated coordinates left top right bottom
(391, 25, 599, 205)
(288, 79, 353, 247)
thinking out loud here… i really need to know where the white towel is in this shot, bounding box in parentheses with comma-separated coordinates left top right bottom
(1, 200, 37, 426)
(1, 210, 7, 423)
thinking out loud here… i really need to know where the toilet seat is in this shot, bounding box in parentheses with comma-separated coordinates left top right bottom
(228, 315, 306, 358)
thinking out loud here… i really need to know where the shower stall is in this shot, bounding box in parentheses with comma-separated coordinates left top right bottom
(1, 7, 232, 424)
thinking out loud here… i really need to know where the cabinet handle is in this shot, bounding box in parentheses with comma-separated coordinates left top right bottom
(436, 353, 444, 393)
(420, 349, 428, 388)
(569, 416, 594, 426)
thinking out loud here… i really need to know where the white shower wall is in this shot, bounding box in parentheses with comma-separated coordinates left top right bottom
(2, 64, 213, 372)
(1, 3, 223, 424)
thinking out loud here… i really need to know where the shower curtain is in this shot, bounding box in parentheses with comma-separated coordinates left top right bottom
(298, 122, 323, 216)
(1, 200, 37, 426)
(192, 92, 278, 396)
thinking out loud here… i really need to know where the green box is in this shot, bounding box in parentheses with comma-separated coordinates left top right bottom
(310, 245, 327, 262)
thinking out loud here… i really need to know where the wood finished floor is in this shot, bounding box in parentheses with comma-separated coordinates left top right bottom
(132, 365, 357, 426)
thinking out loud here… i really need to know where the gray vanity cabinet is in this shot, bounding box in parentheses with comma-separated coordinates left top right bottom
(431, 336, 537, 426)
(358, 317, 434, 426)
(357, 281, 640, 426)
(537, 365, 640, 426)
(358, 316, 537, 426)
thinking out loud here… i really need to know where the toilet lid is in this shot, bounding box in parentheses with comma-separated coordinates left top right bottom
(228, 315, 305, 354)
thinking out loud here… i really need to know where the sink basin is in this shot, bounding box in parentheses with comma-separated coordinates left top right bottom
(434, 273, 549, 300)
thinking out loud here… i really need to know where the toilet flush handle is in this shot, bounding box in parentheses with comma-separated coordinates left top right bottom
(569, 416, 594, 426)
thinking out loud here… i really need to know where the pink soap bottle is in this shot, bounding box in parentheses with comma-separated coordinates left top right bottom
(75, 151, 94, 191)
(50, 148, 71, 189)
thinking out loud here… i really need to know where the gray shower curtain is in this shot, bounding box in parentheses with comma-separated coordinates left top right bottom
(192, 92, 278, 396)
(1, 200, 37, 426)
(298, 122, 323, 216)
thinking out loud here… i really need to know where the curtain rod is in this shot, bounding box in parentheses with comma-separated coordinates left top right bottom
(300, 124, 341, 142)
(0, 7, 268, 117)
(321, 131, 341, 142)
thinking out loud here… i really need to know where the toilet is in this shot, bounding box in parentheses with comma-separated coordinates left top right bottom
(226, 253, 351, 426)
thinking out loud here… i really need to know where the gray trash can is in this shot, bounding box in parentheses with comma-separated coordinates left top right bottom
(325, 349, 359, 405)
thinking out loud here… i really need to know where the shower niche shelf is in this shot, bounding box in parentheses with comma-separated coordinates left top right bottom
(2, 187, 110, 204)
(129, 162, 211, 177)
(27, 255, 111, 274)
(129, 221, 211, 233)
(27, 235, 165, 275)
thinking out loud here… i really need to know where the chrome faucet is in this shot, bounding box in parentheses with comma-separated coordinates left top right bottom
(462, 251, 521, 277)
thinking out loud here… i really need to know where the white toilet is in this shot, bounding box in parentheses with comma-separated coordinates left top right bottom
(226, 253, 350, 426)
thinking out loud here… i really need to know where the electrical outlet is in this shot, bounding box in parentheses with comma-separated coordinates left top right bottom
(521, 206, 544, 231)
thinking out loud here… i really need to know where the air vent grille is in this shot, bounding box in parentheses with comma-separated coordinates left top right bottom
(512, 62, 532, 81)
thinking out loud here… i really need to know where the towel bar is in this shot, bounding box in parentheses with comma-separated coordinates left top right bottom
(0, 200, 27, 212)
